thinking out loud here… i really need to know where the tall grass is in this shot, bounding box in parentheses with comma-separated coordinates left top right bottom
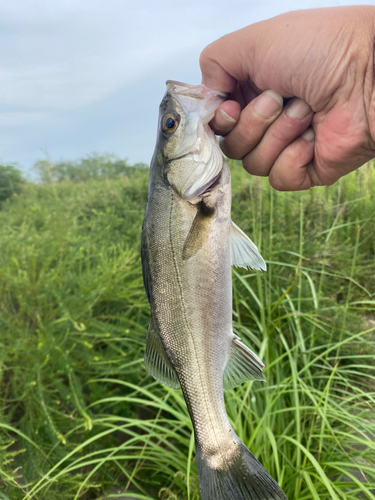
(0, 162, 374, 499)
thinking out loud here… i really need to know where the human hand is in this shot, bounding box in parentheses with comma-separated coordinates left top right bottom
(200, 6, 375, 190)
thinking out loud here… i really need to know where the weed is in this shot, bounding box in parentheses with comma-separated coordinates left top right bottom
(0, 161, 374, 499)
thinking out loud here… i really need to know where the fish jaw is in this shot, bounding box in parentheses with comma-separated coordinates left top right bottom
(160, 81, 227, 203)
(165, 80, 227, 125)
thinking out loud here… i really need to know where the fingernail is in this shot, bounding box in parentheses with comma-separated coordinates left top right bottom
(219, 108, 236, 123)
(301, 128, 315, 142)
(286, 98, 312, 119)
(254, 90, 283, 118)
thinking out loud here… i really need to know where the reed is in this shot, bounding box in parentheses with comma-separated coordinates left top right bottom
(0, 160, 374, 499)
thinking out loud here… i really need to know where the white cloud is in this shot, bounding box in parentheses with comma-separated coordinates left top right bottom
(0, 111, 50, 126)
(0, 0, 285, 111)
(0, 0, 373, 168)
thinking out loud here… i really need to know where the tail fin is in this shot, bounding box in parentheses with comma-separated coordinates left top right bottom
(196, 441, 287, 500)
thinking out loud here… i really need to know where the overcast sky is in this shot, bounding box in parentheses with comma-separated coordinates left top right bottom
(0, 0, 373, 175)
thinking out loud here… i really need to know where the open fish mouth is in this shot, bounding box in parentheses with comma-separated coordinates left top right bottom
(166, 80, 228, 101)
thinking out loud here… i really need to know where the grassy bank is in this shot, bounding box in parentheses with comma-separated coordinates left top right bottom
(0, 161, 374, 499)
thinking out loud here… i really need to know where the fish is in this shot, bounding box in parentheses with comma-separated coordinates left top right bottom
(141, 80, 288, 500)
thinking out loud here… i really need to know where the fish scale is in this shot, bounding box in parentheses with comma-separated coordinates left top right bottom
(141, 80, 287, 500)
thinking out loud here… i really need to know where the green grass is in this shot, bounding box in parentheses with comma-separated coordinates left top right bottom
(0, 161, 374, 499)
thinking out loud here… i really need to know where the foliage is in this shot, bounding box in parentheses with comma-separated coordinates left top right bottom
(0, 164, 25, 206)
(0, 161, 374, 499)
(34, 153, 148, 184)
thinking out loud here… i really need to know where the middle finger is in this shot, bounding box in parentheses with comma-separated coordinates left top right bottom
(219, 90, 284, 159)
(242, 98, 314, 176)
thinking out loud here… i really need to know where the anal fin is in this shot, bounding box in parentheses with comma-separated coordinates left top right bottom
(144, 317, 180, 390)
(224, 336, 265, 390)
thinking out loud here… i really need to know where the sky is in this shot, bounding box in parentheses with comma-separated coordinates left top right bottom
(0, 0, 373, 176)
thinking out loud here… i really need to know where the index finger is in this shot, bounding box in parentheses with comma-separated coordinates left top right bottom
(199, 30, 257, 92)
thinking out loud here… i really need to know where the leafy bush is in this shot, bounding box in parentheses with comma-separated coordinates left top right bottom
(0, 164, 25, 206)
(34, 153, 148, 184)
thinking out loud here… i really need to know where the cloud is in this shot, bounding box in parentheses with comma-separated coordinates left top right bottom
(0, 111, 50, 126)
(0, 0, 280, 111)
(0, 0, 372, 170)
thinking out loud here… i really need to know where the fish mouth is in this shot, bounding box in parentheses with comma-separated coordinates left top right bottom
(165, 80, 227, 131)
(166, 80, 228, 100)
(166, 81, 205, 100)
(166, 80, 190, 86)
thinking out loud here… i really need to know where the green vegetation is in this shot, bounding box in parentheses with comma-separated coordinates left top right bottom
(0, 156, 374, 499)
(34, 153, 148, 184)
(0, 164, 25, 206)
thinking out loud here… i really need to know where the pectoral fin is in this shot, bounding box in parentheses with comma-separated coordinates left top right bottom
(144, 317, 180, 390)
(182, 201, 214, 260)
(223, 336, 265, 390)
(230, 221, 266, 271)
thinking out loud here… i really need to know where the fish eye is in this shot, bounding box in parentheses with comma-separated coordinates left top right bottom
(162, 113, 179, 134)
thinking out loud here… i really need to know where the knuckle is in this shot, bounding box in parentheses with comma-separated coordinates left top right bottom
(219, 138, 242, 160)
(243, 147, 273, 176)
(243, 155, 270, 176)
(220, 128, 253, 160)
(235, 125, 256, 149)
(283, 142, 302, 162)
(199, 46, 210, 68)
(268, 118, 299, 143)
(282, 137, 312, 163)
(232, 117, 267, 151)
(269, 177, 286, 191)
(199, 42, 218, 70)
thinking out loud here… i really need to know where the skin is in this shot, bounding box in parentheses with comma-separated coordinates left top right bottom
(199, 6, 375, 191)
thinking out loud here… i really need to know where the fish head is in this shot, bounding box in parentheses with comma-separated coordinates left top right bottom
(155, 81, 227, 202)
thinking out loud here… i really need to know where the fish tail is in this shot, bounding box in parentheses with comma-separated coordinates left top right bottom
(196, 440, 288, 500)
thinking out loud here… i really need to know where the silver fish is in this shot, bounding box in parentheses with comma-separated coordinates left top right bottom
(141, 81, 287, 500)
